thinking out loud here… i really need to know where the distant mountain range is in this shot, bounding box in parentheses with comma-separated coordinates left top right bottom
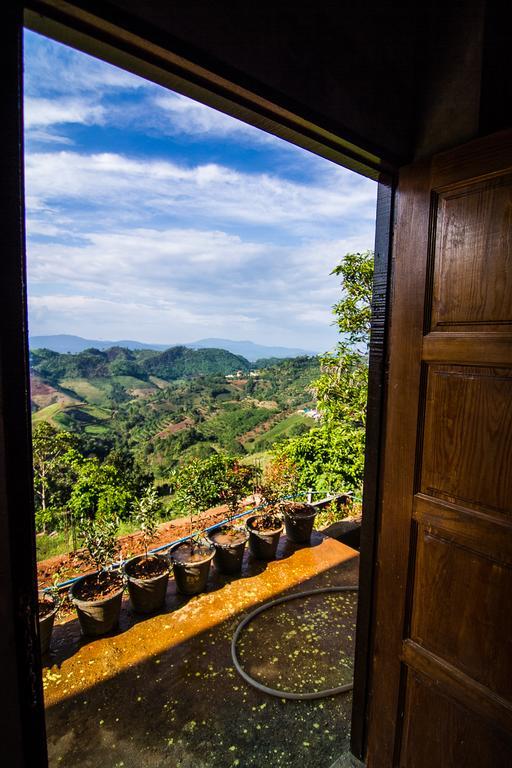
(29, 334, 316, 361)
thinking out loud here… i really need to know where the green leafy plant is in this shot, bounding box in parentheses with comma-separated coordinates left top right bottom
(133, 487, 162, 560)
(219, 461, 261, 524)
(77, 512, 120, 575)
(171, 453, 260, 537)
(31, 422, 78, 533)
(171, 454, 228, 539)
(271, 250, 373, 497)
(69, 457, 134, 524)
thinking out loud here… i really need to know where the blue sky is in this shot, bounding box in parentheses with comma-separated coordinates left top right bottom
(23, 30, 377, 353)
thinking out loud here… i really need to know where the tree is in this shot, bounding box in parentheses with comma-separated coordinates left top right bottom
(171, 453, 259, 535)
(31, 422, 79, 532)
(219, 461, 260, 522)
(68, 456, 134, 535)
(171, 454, 229, 537)
(273, 250, 373, 495)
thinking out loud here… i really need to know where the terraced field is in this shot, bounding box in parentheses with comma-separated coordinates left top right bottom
(31, 350, 321, 475)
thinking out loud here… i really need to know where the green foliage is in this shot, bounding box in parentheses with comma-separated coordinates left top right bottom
(77, 512, 120, 573)
(273, 250, 373, 496)
(202, 405, 274, 454)
(171, 453, 229, 536)
(31, 422, 79, 532)
(133, 487, 162, 559)
(255, 454, 300, 513)
(274, 423, 365, 495)
(141, 345, 250, 379)
(170, 453, 259, 533)
(105, 447, 153, 497)
(248, 413, 314, 452)
(68, 457, 134, 522)
(330, 250, 374, 345)
(30, 344, 251, 385)
(219, 462, 261, 520)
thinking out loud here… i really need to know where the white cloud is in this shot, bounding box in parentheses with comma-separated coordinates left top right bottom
(23, 30, 377, 349)
(26, 224, 373, 349)
(24, 30, 146, 97)
(25, 151, 376, 235)
(24, 97, 106, 129)
(153, 92, 275, 142)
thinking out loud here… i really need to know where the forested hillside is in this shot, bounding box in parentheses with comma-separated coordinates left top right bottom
(30, 347, 320, 479)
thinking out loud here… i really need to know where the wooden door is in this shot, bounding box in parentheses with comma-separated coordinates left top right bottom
(366, 130, 512, 767)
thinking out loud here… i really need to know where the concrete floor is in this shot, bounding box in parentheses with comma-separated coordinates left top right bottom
(43, 532, 359, 768)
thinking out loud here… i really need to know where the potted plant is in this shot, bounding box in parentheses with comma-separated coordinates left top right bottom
(246, 483, 284, 560)
(265, 457, 317, 544)
(38, 587, 59, 655)
(70, 513, 124, 636)
(208, 462, 256, 574)
(168, 458, 216, 595)
(125, 487, 169, 613)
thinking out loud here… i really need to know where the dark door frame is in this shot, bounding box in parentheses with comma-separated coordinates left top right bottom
(2, 3, 396, 764)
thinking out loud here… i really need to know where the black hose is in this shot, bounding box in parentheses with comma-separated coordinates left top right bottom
(231, 586, 358, 700)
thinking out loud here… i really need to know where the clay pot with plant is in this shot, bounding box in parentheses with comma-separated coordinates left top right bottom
(70, 513, 124, 636)
(208, 462, 257, 574)
(168, 458, 216, 595)
(246, 483, 284, 560)
(263, 457, 318, 544)
(125, 487, 169, 613)
(38, 587, 59, 655)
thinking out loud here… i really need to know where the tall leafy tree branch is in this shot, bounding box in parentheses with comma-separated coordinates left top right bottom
(273, 250, 374, 495)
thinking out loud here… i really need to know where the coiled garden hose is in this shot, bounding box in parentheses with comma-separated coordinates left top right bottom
(231, 586, 359, 700)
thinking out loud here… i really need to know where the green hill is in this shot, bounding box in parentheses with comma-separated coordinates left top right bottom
(30, 344, 250, 383)
(143, 345, 250, 379)
(30, 347, 320, 478)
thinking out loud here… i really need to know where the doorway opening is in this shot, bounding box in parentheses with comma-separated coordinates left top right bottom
(21, 18, 390, 768)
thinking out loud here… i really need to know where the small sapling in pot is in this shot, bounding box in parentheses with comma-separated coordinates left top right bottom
(265, 457, 317, 544)
(246, 483, 284, 561)
(208, 462, 258, 574)
(168, 458, 217, 595)
(70, 513, 124, 636)
(125, 487, 169, 613)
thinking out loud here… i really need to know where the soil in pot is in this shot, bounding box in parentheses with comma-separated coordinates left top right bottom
(125, 554, 169, 614)
(38, 594, 58, 655)
(246, 513, 283, 560)
(168, 541, 215, 595)
(208, 525, 249, 574)
(283, 502, 318, 544)
(70, 571, 124, 637)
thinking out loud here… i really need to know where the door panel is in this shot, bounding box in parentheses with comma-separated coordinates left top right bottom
(431, 175, 512, 331)
(420, 364, 512, 514)
(367, 130, 512, 766)
(410, 533, 512, 699)
(399, 672, 512, 768)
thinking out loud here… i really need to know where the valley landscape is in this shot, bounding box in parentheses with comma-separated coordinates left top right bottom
(30, 340, 320, 475)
